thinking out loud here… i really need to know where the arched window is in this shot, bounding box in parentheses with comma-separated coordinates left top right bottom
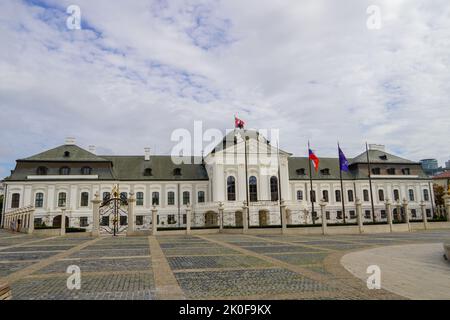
(81, 167, 92, 175)
(335, 190, 341, 202)
(249, 176, 258, 202)
(35, 192, 44, 208)
(80, 192, 89, 207)
(347, 190, 354, 202)
(58, 192, 67, 207)
(152, 192, 159, 205)
(363, 189, 370, 202)
(393, 189, 400, 201)
(378, 189, 385, 202)
(409, 189, 415, 201)
(322, 190, 329, 202)
(167, 191, 175, 205)
(423, 189, 430, 202)
(11, 193, 20, 208)
(136, 192, 144, 206)
(198, 191, 205, 203)
(227, 176, 236, 201)
(36, 166, 48, 175)
(183, 191, 190, 205)
(270, 176, 279, 201)
(297, 190, 303, 201)
(59, 167, 70, 175)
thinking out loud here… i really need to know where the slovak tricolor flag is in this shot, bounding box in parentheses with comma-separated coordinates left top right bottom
(309, 149, 320, 172)
(235, 116, 245, 129)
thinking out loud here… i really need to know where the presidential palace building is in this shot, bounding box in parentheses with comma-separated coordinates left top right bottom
(0, 130, 435, 232)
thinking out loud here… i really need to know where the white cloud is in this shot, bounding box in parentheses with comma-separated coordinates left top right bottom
(0, 0, 449, 177)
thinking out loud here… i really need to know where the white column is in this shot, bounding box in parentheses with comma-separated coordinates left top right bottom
(420, 200, 428, 230)
(237, 165, 246, 201)
(242, 201, 248, 233)
(403, 198, 410, 231)
(356, 198, 363, 234)
(60, 208, 66, 236)
(185, 204, 191, 235)
(385, 199, 393, 233)
(218, 202, 224, 231)
(319, 200, 327, 235)
(91, 192, 101, 237)
(127, 192, 136, 236)
(152, 206, 158, 235)
(280, 200, 287, 234)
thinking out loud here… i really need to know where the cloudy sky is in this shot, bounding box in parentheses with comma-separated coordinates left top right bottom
(1, 0, 449, 178)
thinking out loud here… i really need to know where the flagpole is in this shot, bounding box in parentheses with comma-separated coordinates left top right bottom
(244, 131, 250, 227)
(277, 140, 283, 226)
(308, 141, 315, 225)
(366, 142, 376, 223)
(338, 142, 346, 224)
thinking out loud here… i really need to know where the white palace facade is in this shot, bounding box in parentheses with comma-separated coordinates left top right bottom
(0, 130, 435, 232)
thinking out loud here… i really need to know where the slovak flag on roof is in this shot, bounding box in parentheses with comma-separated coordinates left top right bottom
(235, 116, 245, 129)
(309, 149, 320, 172)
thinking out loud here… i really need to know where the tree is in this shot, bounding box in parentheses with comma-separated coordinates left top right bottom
(433, 184, 445, 206)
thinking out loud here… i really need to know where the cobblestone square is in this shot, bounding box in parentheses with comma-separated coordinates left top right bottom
(0, 229, 449, 300)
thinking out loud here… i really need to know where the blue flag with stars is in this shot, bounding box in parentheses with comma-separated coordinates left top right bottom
(339, 146, 349, 172)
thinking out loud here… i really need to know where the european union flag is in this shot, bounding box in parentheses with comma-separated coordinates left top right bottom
(339, 146, 349, 172)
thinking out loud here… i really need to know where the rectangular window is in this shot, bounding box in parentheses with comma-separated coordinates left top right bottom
(120, 216, 127, 226)
(364, 210, 371, 219)
(423, 189, 430, 202)
(411, 209, 417, 218)
(11, 193, 20, 208)
(136, 215, 144, 226)
(198, 191, 205, 203)
(409, 189, 415, 201)
(183, 214, 187, 224)
(168, 192, 175, 205)
(183, 191, 190, 205)
(347, 190, 354, 202)
(387, 168, 396, 175)
(426, 209, 431, 218)
(337, 211, 342, 219)
(297, 190, 303, 201)
(35, 193, 44, 208)
(80, 217, 88, 227)
(58, 192, 67, 207)
(326, 211, 330, 220)
(372, 168, 381, 175)
(168, 215, 176, 224)
(101, 216, 109, 226)
(363, 189, 370, 202)
(34, 218, 42, 227)
(80, 192, 89, 207)
(103, 192, 111, 202)
(136, 192, 144, 206)
(310, 190, 316, 203)
(152, 192, 159, 206)
(335, 190, 341, 202)
(349, 210, 356, 218)
(381, 210, 386, 219)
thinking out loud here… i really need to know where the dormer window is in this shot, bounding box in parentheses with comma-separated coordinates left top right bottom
(379, 155, 388, 160)
(64, 151, 70, 157)
(387, 168, 396, 175)
(36, 166, 48, 175)
(296, 168, 306, 175)
(173, 168, 182, 176)
(320, 168, 330, 175)
(371, 168, 381, 175)
(144, 168, 153, 176)
(59, 167, 70, 175)
(402, 168, 410, 175)
(81, 167, 92, 175)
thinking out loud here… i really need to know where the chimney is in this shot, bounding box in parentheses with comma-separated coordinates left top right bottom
(144, 147, 151, 161)
(88, 145, 96, 154)
(368, 144, 385, 152)
(65, 137, 76, 145)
